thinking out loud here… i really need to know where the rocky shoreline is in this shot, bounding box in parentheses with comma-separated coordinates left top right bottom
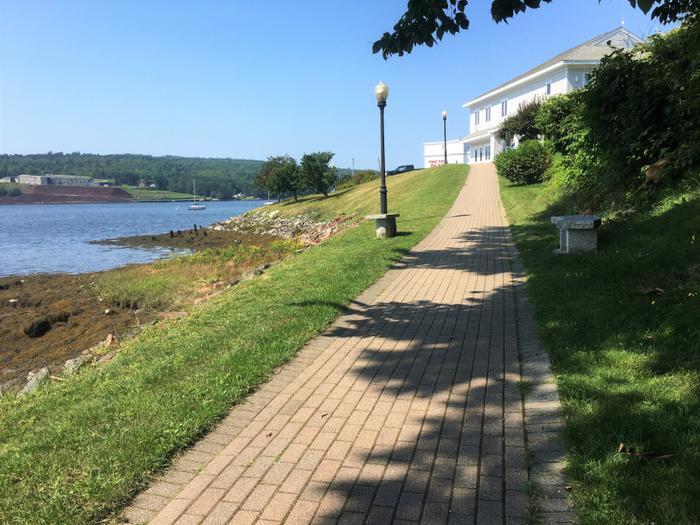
(1, 208, 356, 397)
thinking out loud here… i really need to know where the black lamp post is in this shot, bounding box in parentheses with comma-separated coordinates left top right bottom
(375, 81, 389, 214)
(442, 110, 448, 165)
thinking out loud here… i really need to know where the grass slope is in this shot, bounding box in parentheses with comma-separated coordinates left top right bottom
(500, 179, 700, 524)
(0, 165, 467, 524)
(122, 185, 196, 201)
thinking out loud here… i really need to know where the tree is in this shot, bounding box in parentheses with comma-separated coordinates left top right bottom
(373, 0, 699, 58)
(497, 99, 542, 145)
(301, 152, 337, 197)
(254, 155, 300, 201)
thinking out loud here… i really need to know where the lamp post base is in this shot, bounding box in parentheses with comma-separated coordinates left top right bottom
(365, 213, 400, 239)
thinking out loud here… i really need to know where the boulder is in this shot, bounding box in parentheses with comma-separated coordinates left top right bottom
(20, 367, 50, 395)
(48, 312, 71, 324)
(64, 355, 92, 374)
(23, 318, 52, 338)
(0, 378, 23, 395)
(97, 350, 117, 364)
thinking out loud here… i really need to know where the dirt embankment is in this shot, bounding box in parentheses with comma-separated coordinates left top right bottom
(0, 185, 134, 205)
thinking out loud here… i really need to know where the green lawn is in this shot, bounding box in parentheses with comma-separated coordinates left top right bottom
(0, 165, 468, 524)
(500, 179, 700, 524)
(122, 185, 196, 201)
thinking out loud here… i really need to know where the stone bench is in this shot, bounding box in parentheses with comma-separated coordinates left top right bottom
(365, 213, 399, 239)
(551, 215, 601, 254)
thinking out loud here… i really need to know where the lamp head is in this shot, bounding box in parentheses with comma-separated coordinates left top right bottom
(442, 110, 448, 119)
(374, 82, 389, 105)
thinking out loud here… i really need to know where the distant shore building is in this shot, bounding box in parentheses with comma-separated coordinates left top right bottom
(17, 175, 50, 185)
(17, 174, 95, 186)
(423, 27, 642, 167)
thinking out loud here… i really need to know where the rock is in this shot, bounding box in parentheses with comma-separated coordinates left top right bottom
(97, 349, 117, 364)
(104, 333, 118, 347)
(20, 367, 50, 395)
(23, 318, 52, 338)
(104, 308, 114, 315)
(48, 312, 71, 324)
(0, 378, 23, 395)
(64, 355, 91, 374)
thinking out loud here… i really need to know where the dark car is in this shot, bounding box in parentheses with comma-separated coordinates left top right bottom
(387, 164, 415, 176)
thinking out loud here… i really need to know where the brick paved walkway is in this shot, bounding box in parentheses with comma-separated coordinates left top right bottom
(124, 163, 573, 525)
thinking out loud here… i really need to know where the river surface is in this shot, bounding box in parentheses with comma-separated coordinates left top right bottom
(0, 200, 265, 277)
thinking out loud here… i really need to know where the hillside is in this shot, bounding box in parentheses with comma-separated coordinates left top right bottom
(0, 153, 264, 199)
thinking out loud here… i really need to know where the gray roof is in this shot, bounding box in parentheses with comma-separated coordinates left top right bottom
(466, 27, 642, 106)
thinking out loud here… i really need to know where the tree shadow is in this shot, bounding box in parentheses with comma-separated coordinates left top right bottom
(279, 215, 534, 522)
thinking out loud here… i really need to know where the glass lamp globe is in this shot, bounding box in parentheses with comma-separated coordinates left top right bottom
(374, 82, 389, 104)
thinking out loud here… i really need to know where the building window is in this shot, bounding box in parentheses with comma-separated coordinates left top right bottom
(501, 100, 508, 117)
(485, 106, 491, 122)
(474, 110, 480, 126)
(546, 83, 551, 95)
(486, 145, 491, 160)
(583, 73, 590, 86)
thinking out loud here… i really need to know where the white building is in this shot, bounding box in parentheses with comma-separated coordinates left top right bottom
(17, 174, 50, 185)
(423, 139, 469, 167)
(423, 27, 642, 167)
(16, 174, 94, 186)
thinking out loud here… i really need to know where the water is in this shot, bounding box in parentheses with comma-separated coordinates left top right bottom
(0, 200, 265, 277)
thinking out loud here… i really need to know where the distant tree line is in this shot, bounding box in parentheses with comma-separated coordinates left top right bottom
(0, 152, 266, 199)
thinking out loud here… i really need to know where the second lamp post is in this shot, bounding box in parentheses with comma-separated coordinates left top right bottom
(375, 82, 389, 214)
(442, 110, 448, 165)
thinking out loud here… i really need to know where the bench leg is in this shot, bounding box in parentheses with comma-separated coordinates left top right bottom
(566, 229, 598, 253)
(375, 217, 398, 239)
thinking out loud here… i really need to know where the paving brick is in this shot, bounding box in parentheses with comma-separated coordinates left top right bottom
(259, 491, 297, 521)
(240, 483, 276, 512)
(200, 501, 238, 525)
(396, 492, 424, 521)
(188, 487, 225, 516)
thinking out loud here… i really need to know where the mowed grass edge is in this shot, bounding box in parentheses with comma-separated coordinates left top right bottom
(499, 178, 700, 524)
(0, 165, 468, 524)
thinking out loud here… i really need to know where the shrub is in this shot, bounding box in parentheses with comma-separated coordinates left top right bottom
(497, 98, 542, 144)
(495, 140, 551, 185)
(336, 170, 379, 190)
(0, 185, 21, 197)
(583, 18, 700, 187)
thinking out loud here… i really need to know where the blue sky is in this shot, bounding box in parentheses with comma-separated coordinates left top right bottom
(0, 1, 665, 169)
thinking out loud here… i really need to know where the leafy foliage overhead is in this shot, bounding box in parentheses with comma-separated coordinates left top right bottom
(374, 0, 699, 58)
